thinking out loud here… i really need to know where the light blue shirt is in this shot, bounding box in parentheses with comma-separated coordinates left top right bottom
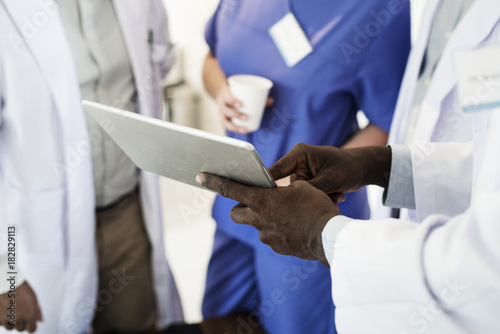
(58, 0, 139, 207)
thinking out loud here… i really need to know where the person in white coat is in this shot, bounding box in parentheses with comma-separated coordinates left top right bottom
(196, 106, 500, 332)
(372, 0, 500, 222)
(0, 0, 183, 333)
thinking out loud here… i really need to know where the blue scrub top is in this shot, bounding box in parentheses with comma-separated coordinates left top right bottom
(207, 0, 411, 246)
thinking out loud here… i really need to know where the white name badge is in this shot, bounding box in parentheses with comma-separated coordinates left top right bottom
(456, 46, 500, 112)
(269, 13, 313, 68)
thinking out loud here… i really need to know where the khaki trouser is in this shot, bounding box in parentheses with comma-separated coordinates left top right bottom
(93, 189, 157, 334)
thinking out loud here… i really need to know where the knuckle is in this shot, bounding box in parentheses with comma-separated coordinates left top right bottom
(258, 232, 270, 244)
(229, 207, 241, 223)
(219, 178, 232, 198)
(295, 142, 308, 151)
(295, 142, 312, 151)
(308, 179, 321, 189)
(294, 179, 307, 187)
(252, 195, 266, 209)
(264, 234, 288, 255)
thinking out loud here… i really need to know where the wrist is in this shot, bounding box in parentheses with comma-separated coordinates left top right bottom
(361, 146, 392, 189)
(310, 211, 337, 266)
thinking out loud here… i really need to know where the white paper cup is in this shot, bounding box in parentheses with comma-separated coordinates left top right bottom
(228, 74, 273, 132)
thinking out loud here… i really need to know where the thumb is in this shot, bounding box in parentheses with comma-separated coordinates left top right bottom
(196, 173, 265, 207)
(36, 302, 43, 322)
(307, 172, 338, 193)
(269, 153, 300, 181)
(269, 143, 312, 181)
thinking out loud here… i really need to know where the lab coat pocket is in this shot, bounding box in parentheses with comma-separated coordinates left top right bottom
(6, 185, 67, 264)
(151, 43, 169, 66)
(151, 42, 174, 80)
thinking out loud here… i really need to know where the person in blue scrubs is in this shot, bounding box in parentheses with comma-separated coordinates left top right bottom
(202, 1, 411, 333)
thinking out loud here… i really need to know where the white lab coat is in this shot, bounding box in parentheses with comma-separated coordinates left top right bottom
(331, 105, 500, 332)
(385, 0, 500, 222)
(329, 1, 500, 332)
(0, 0, 183, 333)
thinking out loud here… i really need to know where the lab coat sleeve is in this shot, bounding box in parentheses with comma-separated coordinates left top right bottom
(149, 0, 175, 79)
(330, 141, 500, 333)
(323, 144, 416, 265)
(322, 216, 353, 266)
(410, 141, 473, 221)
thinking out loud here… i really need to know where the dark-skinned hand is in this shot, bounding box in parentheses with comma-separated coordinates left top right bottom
(269, 143, 392, 195)
(197, 174, 340, 266)
(0, 282, 43, 333)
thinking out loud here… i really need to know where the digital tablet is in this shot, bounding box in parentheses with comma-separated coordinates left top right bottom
(82, 100, 277, 191)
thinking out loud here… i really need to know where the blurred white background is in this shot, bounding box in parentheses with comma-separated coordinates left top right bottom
(160, 0, 429, 324)
(160, 0, 220, 325)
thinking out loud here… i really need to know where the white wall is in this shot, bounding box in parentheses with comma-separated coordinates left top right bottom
(161, 1, 221, 323)
(163, 0, 223, 135)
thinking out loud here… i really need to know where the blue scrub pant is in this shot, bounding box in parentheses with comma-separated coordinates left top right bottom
(203, 228, 336, 334)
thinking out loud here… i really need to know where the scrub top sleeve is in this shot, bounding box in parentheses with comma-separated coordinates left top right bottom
(205, 4, 222, 55)
(356, 0, 411, 133)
